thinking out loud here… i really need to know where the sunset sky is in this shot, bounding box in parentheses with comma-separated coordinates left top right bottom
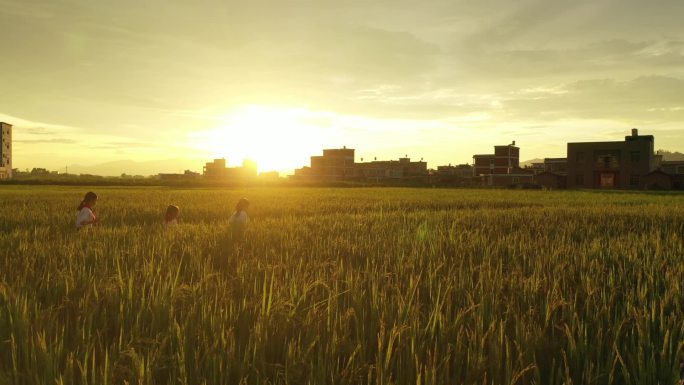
(1, 0, 683, 175)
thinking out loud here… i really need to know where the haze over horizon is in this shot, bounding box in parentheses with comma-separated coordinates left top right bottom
(2, 0, 684, 175)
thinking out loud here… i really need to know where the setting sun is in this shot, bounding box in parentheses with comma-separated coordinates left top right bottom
(191, 105, 334, 173)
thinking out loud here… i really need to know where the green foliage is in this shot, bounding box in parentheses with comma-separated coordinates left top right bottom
(0, 186, 683, 384)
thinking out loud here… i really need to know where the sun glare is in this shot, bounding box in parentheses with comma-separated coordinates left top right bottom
(192, 105, 331, 173)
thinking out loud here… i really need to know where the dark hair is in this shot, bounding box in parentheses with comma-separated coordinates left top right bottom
(235, 198, 250, 213)
(165, 205, 180, 222)
(77, 191, 97, 211)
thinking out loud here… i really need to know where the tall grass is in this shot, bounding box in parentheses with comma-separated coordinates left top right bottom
(0, 186, 683, 384)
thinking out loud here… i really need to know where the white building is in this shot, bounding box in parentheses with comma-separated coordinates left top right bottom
(0, 122, 11, 179)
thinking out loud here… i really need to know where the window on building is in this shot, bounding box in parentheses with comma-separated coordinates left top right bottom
(575, 175, 584, 186)
(630, 175, 640, 186)
(597, 154, 619, 169)
(630, 151, 641, 163)
(603, 156, 611, 169)
(576, 152, 585, 163)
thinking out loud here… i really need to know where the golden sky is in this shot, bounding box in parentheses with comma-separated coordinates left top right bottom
(1, 0, 684, 175)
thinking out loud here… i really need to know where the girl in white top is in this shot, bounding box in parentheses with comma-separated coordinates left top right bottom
(75, 191, 98, 229)
(229, 198, 250, 248)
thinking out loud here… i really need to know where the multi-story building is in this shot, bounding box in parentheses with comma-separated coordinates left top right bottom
(0, 122, 11, 179)
(472, 141, 534, 186)
(566, 129, 656, 189)
(435, 164, 473, 178)
(293, 148, 427, 181)
(542, 158, 567, 173)
(473, 142, 520, 176)
(203, 158, 257, 180)
(309, 147, 356, 180)
(203, 158, 228, 178)
(355, 157, 427, 180)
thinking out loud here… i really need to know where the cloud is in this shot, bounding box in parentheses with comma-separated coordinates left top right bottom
(0, 0, 58, 19)
(0, 113, 78, 134)
(21, 127, 59, 136)
(462, 1, 586, 49)
(452, 39, 684, 83)
(91, 142, 153, 150)
(14, 138, 77, 144)
(0, 112, 161, 153)
(502, 75, 684, 122)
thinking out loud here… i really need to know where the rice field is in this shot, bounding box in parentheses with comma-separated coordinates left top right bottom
(0, 186, 683, 385)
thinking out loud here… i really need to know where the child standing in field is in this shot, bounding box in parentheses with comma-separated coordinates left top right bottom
(165, 205, 180, 228)
(229, 198, 250, 249)
(75, 191, 98, 229)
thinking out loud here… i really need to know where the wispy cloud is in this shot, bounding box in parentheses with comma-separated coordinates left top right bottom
(92, 142, 153, 150)
(15, 138, 77, 144)
(501, 76, 684, 123)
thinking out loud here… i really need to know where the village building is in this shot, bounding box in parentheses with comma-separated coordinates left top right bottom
(473, 142, 519, 175)
(0, 122, 12, 179)
(566, 129, 656, 189)
(203, 158, 257, 180)
(309, 147, 356, 180)
(293, 147, 355, 180)
(293, 166, 313, 178)
(289, 148, 354, 181)
(533, 158, 568, 189)
(642, 169, 676, 190)
(355, 157, 427, 180)
(293, 148, 427, 181)
(542, 158, 568, 173)
(472, 142, 534, 187)
(659, 160, 684, 175)
(435, 164, 473, 178)
(158, 170, 201, 181)
(203, 158, 229, 178)
(258, 171, 280, 181)
(641, 159, 684, 189)
(528, 162, 546, 174)
(534, 171, 567, 189)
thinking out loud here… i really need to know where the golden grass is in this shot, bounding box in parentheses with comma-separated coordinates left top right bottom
(0, 186, 682, 384)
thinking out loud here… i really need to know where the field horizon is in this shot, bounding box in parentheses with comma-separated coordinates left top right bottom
(1, 186, 683, 384)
